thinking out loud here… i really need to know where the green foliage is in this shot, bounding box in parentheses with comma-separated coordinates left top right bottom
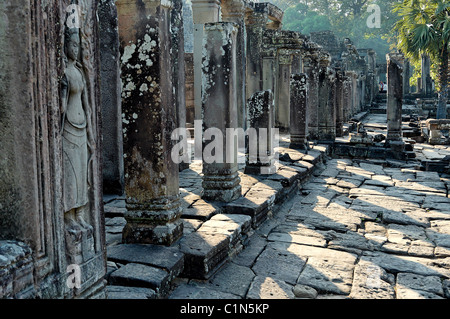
(283, 4, 332, 34)
(393, 0, 449, 92)
(279, 0, 400, 63)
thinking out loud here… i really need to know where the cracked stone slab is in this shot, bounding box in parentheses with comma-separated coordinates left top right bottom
(169, 283, 240, 299)
(107, 244, 184, 279)
(179, 232, 230, 280)
(247, 276, 295, 299)
(297, 256, 356, 295)
(349, 259, 395, 299)
(208, 262, 255, 298)
(361, 252, 450, 278)
(108, 263, 170, 296)
(106, 285, 156, 299)
(252, 245, 306, 285)
(396, 273, 444, 297)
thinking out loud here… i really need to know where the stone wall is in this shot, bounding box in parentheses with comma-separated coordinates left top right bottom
(0, 0, 106, 299)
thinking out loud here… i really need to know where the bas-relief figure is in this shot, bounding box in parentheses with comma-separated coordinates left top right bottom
(60, 27, 95, 252)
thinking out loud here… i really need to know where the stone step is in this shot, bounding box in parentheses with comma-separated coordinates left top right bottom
(106, 243, 185, 298)
(179, 214, 251, 280)
(108, 263, 171, 297)
(106, 285, 156, 299)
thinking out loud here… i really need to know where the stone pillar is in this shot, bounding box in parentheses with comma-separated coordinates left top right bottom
(318, 67, 336, 142)
(289, 74, 309, 150)
(245, 8, 265, 100)
(185, 53, 195, 125)
(403, 58, 411, 97)
(171, 0, 189, 171)
(192, 0, 221, 122)
(222, 0, 246, 131)
(262, 50, 277, 96)
(117, 0, 183, 245)
(245, 90, 277, 175)
(99, 0, 124, 195)
(421, 54, 432, 97)
(291, 53, 302, 74)
(303, 52, 319, 140)
(351, 72, 358, 116)
(201, 22, 242, 202)
(386, 53, 404, 143)
(275, 49, 292, 131)
(335, 69, 345, 137)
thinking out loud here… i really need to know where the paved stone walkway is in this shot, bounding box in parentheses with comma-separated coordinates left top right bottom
(168, 157, 450, 299)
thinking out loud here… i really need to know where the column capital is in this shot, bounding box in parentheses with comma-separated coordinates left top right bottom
(191, 0, 221, 24)
(221, 0, 245, 21)
(278, 49, 292, 65)
(386, 52, 405, 68)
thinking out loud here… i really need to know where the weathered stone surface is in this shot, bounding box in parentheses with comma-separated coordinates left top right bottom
(247, 276, 295, 299)
(201, 22, 242, 202)
(106, 285, 156, 299)
(386, 53, 404, 143)
(169, 282, 240, 299)
(252, 245, 306, 285)
(290, 73, 309, 150)
(293, 284, 318, 299)
(396, 273, 444, 297)
(349, 260, 395, 299)
(208, 262, 255, 297)
(180, 232, 230, 279)
(245, 90, 276, 175)
(181, 200, 220, 221)
(117, 0, 183, 245)
(99, 0, 124, 194)
(297, 256, 355, 295)
(361, 252, 450, 278)
(109, 263, 170, 296)
(107, 244, 184, 279)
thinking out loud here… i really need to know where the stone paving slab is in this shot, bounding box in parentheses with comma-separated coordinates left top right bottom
(109, 263, 171, 296)
(164, 152, 450, 299)
(105, 135, 450, 299)
(107, 244, 185, 279)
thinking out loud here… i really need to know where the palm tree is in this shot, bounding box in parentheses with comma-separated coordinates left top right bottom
(394, 0, 450, 119)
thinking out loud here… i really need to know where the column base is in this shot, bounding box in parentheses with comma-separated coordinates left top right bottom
(123, 196, 183, 245)
(202, 170, 241, 202)
(122, 219, 183, 246)
(244, 162, 277, 175)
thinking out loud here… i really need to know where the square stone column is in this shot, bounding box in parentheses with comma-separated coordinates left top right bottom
(117, 0, 183, 245)
(192, 0, 221, 123)
(222, 0, 246, 131)
(342, 74, 353, 122)
(201, 22, 242, 202)
(316, 52, 333, 142)
(303, 51, 319, 141)
(289, 73, 309, 150)
(99, 0, 124, 195)
(351, 71, 358, 117)
(403, 58, 411, 97)
(421, 54, 432, 97)
(172, 0, 189, 171)
(275, 49, 293, 132)
(245, 90, 277, 175)
(245, 9, 266, 100)
(386, 53, 404, 143)
(317, 66, 336, 142)
(335, 68, 345, 137)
